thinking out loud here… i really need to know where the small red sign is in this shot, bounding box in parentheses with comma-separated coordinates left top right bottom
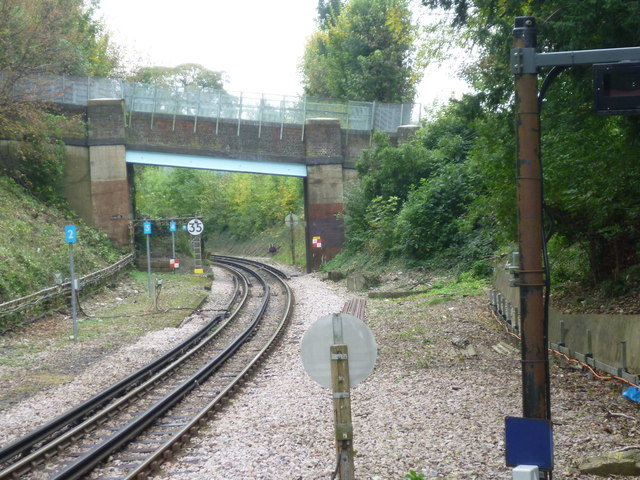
(170, 258, 180, 269)
(312, 236, 322, 248)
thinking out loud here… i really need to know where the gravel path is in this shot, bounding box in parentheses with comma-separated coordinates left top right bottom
(1, 265, 639, 479)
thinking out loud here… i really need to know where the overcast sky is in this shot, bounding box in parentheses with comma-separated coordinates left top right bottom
(98, 0, 469, 108)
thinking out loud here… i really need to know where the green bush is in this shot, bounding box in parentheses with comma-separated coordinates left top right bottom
(394, 163, 471, 259)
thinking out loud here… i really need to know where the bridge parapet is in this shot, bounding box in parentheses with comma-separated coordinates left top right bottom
(9, 74, 422, 135)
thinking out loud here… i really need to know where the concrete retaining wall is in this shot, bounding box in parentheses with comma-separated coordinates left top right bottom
(494, 266, 640, 374)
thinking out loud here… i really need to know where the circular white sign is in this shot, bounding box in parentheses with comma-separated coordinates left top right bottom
(187, 218, 204, 236)
(285, 213, 299, 227)
(300, 313, 377, 389)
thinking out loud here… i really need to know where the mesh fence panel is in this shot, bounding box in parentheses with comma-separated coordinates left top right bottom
(348, 101, 373, 131)
(9, 75, 421, 132)
(89, 78, 123, 100)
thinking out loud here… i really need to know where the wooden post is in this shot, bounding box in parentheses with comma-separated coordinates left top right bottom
(331, 344, 355, 480)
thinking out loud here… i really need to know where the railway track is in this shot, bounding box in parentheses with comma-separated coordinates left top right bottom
(0, 257, 293, 480)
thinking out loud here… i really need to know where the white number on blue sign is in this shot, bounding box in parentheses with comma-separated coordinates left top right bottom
(65, 225, 77, 244)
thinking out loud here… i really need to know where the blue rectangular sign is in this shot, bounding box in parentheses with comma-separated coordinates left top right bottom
(143, 221, 152, 235)
(170, 221, 177, 232)
(64, 225, 77, 244)
(505, 416, 554, 470)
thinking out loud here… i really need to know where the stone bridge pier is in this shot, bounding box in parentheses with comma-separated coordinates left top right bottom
(62, 99, 414, 271)
(305, 118, 354, 271)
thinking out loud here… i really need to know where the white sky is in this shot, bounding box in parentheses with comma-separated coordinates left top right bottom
(98, 0, 469, 108)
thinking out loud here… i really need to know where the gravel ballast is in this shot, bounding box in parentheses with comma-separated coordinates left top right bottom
(1, 266, 639, 479)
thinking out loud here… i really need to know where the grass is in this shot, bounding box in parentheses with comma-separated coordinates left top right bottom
(0, 176, 125, 305)
(416, 273, 488, 306)
(324, 250, 408, 279)
(72, 271, 210, 341)
(0, 270, 211, 408)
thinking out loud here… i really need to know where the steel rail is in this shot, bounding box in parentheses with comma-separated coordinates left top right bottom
(0, 264, 246, 478)
(50, 258, 277, 480)
(125, 257, 294, 479)
(212, 254, 290, 279)
(0, 315, 227, 466)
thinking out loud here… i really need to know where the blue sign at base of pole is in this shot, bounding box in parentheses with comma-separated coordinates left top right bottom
(64, 225, 77, 244)
(505, 416, 554, 471)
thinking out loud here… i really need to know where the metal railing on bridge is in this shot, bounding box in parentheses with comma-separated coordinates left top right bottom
(6, 74, 422, 133)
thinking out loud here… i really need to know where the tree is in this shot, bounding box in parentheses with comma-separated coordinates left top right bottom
(343, 95, 492, 266)
(0, 0, 120, 204)
(301, 0, 422, 102)
(316, 0, 344, 30)
(134, 167, 304, 241)
(395, 163, 471, 258)
(0, 0, 120, 100)
(420, 0, 640, 284)
(129, 64, 226, 90)
(356, 131, 436, 203)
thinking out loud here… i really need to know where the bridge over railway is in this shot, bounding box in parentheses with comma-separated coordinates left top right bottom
(5, 75, 421, 270)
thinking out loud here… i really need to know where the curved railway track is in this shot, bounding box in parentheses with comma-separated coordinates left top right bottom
(0, 257, 293, 480)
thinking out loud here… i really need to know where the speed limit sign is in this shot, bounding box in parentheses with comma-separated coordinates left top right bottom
(187, 218, 204, 236)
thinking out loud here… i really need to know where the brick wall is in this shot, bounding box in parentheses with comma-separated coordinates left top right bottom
(126, 113, 306, 163)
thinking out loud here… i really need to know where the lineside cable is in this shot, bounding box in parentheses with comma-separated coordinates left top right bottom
(489, 307, 640, 390)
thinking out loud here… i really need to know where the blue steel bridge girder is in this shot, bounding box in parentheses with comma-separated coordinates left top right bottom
(126, 151, 308, 177)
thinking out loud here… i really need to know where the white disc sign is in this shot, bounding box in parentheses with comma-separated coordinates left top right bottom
(284, 213, 299, 227)
(300, 313, 377, 389)
(187, 218, 204, 236)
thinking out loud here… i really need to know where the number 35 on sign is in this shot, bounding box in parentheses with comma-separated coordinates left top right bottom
(187, 219, 204, 236)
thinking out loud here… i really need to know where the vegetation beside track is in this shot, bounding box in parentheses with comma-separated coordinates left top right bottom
(0, 270, 210, 409)
(0, 177, 125, 303)
(207, 226, 307, 271)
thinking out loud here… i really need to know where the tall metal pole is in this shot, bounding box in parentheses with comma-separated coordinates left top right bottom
(513, 16, 550, 425)
(69, 243, 78, 344)
(146, 234, 152, 298)
(289, 219, 295, 266)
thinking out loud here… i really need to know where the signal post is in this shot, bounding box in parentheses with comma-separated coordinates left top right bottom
(510, 15, 640, 479)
